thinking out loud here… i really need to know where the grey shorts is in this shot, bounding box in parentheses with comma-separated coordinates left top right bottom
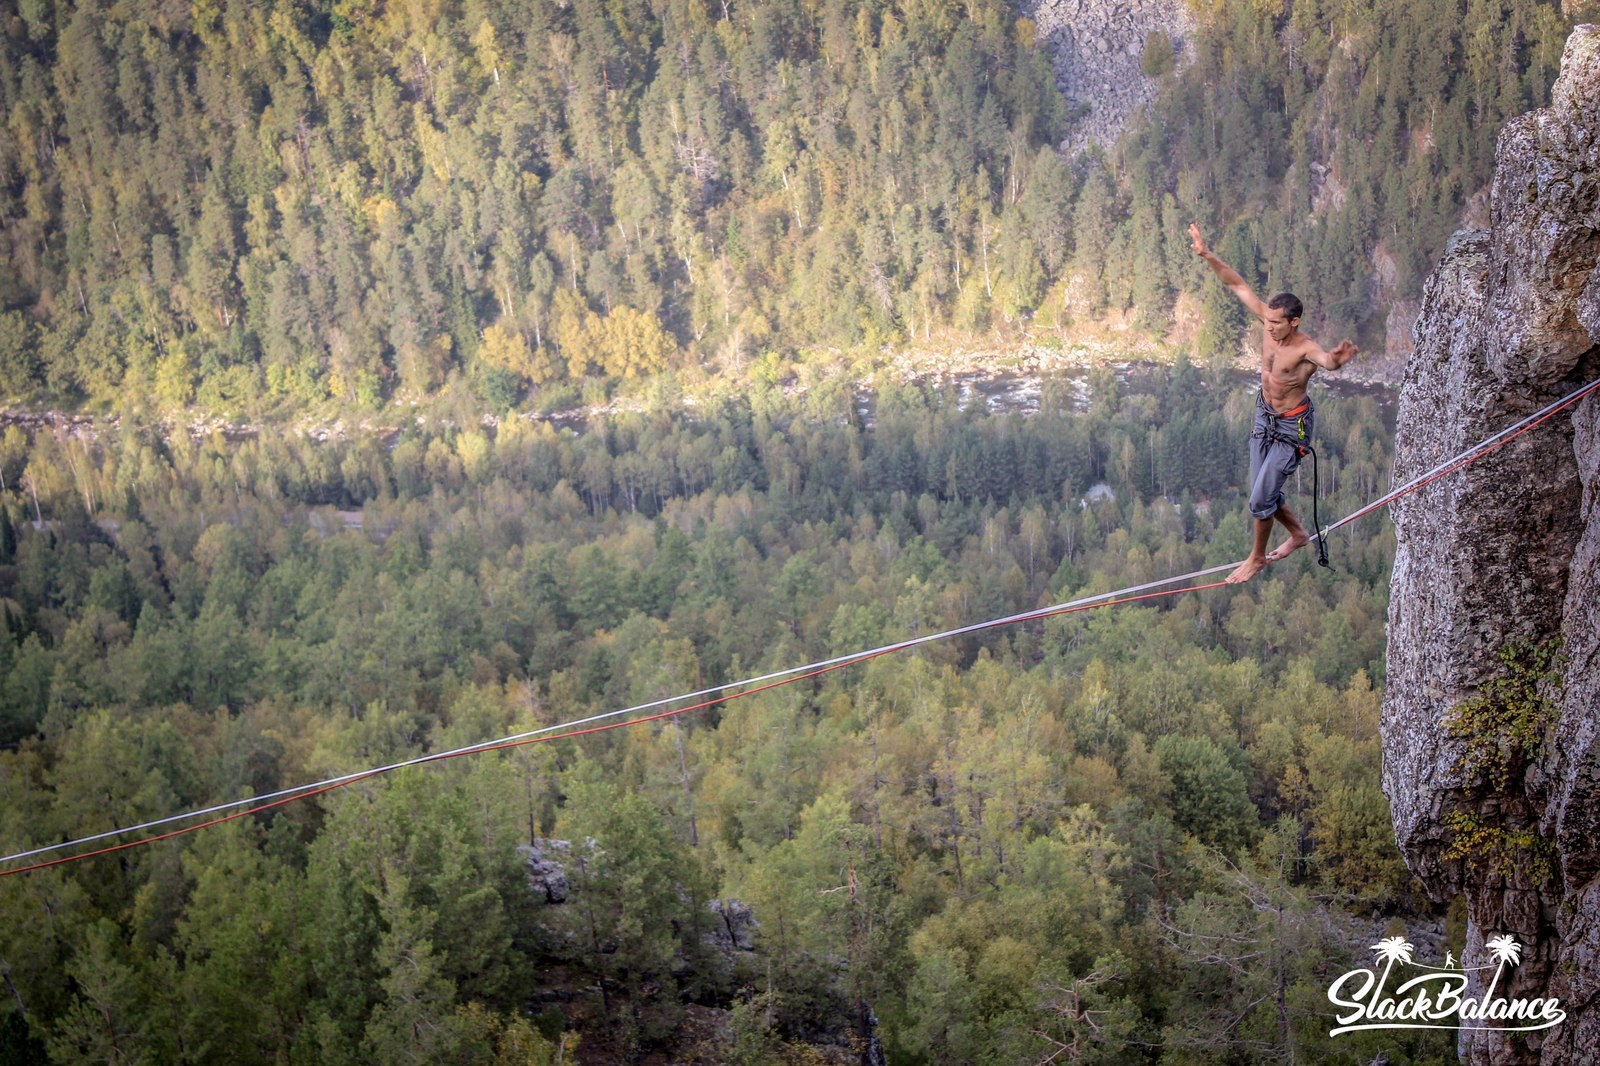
(1248, 392, 1313, 520)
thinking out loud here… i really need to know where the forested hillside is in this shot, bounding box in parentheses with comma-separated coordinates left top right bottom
(1154, 0, 1580, 365)
(0, 0, 1586, 413)
(0, 370, 1440, 1063)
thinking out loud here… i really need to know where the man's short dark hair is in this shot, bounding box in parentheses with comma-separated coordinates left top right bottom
(1268, 292, 1303, 321)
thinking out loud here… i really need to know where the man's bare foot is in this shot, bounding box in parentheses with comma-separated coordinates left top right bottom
(1265, 531, 1310, 563)
(1227, 556, 1267, 584)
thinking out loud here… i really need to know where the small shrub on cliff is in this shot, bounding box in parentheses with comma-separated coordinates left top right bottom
(1443, 639, 1565, 792)
(1442, 811, 1558, 885)
(1140, 31, 1175, 78)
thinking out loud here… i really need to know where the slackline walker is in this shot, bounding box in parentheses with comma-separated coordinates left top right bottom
(3, 375, 1598, 878)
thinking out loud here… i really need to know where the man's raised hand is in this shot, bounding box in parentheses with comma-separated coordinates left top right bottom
(1188, 223, 1208, 257)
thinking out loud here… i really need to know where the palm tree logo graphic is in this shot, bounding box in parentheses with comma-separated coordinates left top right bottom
(1370, 936, 1415, 1001)
(1480, 935, 1523, 1005)
(1328, 932, 1562, 1037)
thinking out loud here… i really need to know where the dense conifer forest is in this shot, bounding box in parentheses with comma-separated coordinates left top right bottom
(3, 369, 1436, 1063)
(0, 0, 1587, 412)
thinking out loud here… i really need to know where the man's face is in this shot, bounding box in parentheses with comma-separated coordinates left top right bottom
(1265, 307, 1299, 343)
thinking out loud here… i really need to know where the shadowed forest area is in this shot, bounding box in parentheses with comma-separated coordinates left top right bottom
(0, 369, 1455, 1063)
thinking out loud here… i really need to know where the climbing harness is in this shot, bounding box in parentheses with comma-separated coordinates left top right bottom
(1259, 392, 1331, 570)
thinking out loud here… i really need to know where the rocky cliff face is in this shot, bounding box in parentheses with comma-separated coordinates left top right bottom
(1021, 0, 1194, 155)
(1384, 25, 1600, 1066)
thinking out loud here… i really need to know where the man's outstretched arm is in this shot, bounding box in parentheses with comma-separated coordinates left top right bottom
(1304, 338, 1359, 371)
(1189, 223, 1267, 320)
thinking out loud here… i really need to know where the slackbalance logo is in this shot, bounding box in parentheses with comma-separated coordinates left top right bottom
(1327, 935, 1565, 1037)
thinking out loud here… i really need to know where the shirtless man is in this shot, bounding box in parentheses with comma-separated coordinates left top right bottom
(1189, 223, 1358, 583)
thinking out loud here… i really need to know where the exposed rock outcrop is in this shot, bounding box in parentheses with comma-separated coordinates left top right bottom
(707, 898, 759, 954)
(1021, 0, 1195, 155)
(1383, 25, 1600, 1066)
(519, 838, 760, 964)
(520, 838, 573, 903)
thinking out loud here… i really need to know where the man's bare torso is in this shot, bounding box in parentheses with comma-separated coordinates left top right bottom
(1260, 329, 1319, 413)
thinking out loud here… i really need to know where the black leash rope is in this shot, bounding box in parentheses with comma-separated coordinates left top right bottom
(1305, 442, 1331, 570)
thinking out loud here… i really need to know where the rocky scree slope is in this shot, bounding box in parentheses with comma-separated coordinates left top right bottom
(1021, 0, 1194, 155)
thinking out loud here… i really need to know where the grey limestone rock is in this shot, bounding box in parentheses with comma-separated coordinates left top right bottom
(706, 897, 759, 954)
(519, 838, 573, 903)
(1384, 25, 1600, 1066)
